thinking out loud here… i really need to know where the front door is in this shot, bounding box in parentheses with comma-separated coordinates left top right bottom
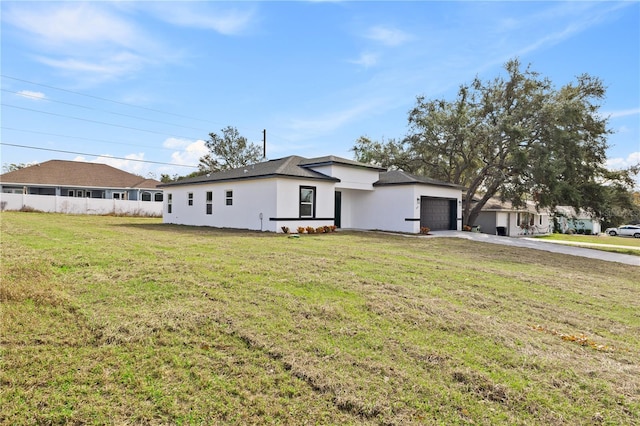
(334, 191, 342, 228)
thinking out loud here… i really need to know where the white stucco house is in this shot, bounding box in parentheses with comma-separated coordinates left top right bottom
(159, 155, 464, 233)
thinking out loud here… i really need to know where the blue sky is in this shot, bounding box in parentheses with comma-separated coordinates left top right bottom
(1, 1, 639, 185)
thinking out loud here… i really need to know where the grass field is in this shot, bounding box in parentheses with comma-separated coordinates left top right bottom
(1, 212, 639, 425)
(535, 233, 640, 256)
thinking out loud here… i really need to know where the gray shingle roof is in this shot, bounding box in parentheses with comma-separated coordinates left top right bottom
(374, 170, 463, 189)
(299, 155, 385, 171)
(0, 160, 161, 189)
(159, 155, 340, 187)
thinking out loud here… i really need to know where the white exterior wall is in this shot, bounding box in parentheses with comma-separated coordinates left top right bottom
(163, 178, 336, 232)
(354, 185, 417, 233)
(308, 165, 378, 190)
(163, 179, 278, 231)
(273, 179, 336, 232)
(0, 193, 162, 216)
(507, 211, 552, 236)
(341, 184, 462, 233)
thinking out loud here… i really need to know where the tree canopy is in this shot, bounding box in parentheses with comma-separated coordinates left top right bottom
(198, 126, 263, 173)
(353, 59, 638, 226)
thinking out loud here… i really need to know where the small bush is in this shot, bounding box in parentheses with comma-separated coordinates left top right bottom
(297, 226, 306, 234)
(566, 228, 576, 235)
(463, 225, 472, 232)
(306, 226, 315, 234)
(316, 226, 326, 234)
(281, 226, 290, 234)
(329, 225, 337, 232)
(577, 229, 585, 234)
(584, 229, 592, 235)
(420, 226, 431, 235)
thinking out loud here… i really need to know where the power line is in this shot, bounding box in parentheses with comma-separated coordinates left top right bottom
(1, 74, 215, 125)
(2, 104, 201, 140)
(1, 88, 207, 133)
(1, 126, 178, 152)
(0, 142, 198, 168)
(1, 74, 299, 146)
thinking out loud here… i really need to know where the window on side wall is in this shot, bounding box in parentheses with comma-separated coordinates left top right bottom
(188, 192, 194, 206)
(206, 191, 213, 215)
(225, 190, 233, 206)
(299, 186, 316, 218)
(167, 193, 172, 214)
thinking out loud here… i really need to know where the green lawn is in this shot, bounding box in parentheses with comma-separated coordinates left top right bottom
(535, 233, 640, 256)
(1, 212, 639, 425)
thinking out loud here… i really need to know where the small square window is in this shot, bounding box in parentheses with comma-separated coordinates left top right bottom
(188, 192, 194, 206)
(225, 190, 233, 206)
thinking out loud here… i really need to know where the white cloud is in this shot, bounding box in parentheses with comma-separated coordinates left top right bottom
(148, 3, 257, 35)
(605, 108, 640, 119)
(4, 3, 140, 49)
(35, 52, 147, 79)
(74, 153, 148, 175)
(16, 90, 46, 101)
(3, 3, 167, 84)
(606, 152, 640, 170)
(348, 52, 379, 68)
(287, 99, 387, 138)
(168, 139, 208, 166)
(365, 25, 411, 47)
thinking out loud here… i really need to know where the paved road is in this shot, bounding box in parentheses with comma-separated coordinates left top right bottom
(428, 231, 640, 266)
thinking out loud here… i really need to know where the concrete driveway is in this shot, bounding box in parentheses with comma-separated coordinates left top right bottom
(429, 231, 640, 266)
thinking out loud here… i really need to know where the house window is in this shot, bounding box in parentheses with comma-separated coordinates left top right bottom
(167, 193, 172, 214)
(188, 192, 194, 206)
(225, 190, 233, 206)
(141, 192, 151, 202)
(75, 190, 84, 197)
(539, 215, 543, 226)
(206, 191, 213, 215)
(154, 193, 163, 202)
(299, 186, 316, 218)
(113, 192, 122, 200)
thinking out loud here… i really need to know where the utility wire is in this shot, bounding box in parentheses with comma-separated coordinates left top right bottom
(1, 88, 207, 133)
(2, 104, 201, 140)
(0, 142, 198, 168)
(1, 74, 215, 125)
(1, 74, 298, 145)
(1, 126, 178, 152)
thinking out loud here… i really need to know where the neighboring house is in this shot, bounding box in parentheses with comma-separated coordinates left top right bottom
(159, 155, 464, 233)
(553, 206, 601, 235)
(474, 197, 552, 236)
(0, 160, 163, 201)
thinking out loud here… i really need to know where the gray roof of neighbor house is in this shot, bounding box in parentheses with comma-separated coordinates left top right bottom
(159, 155, 369, 187)
(0, 160, 161, 189)
(374, 170, 464, 189)
(479, 197, 544, 213)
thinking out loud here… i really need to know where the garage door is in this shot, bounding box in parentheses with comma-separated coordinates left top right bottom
(420, 197, 452, 231)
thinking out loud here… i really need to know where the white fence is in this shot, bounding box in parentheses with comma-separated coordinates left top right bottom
(0, 193, 163, 217)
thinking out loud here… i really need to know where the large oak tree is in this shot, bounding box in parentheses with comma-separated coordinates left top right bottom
(353, 59, 638, 226)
